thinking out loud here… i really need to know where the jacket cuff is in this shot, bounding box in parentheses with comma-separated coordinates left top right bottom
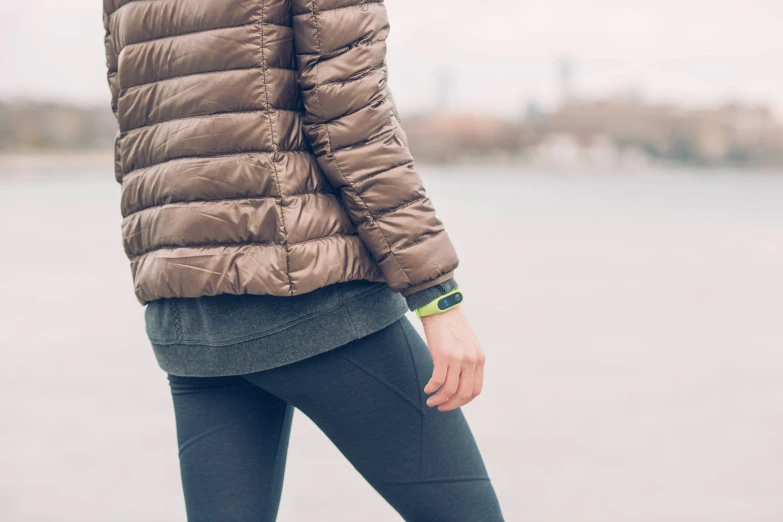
(399, 271, 456, 297)
(403, 277, 459, 312)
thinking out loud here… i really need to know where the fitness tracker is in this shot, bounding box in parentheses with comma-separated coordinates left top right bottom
(415, 288, 464, 318)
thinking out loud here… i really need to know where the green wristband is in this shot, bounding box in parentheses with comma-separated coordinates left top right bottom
(415, 288, 464, 318)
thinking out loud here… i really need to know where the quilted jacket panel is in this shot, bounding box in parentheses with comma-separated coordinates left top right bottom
(103, 0, 459, 303)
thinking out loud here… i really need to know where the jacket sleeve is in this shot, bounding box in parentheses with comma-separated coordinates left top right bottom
(291, 0, 459, 296)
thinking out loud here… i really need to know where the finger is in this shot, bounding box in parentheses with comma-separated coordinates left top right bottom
(438, 363, 475, 412)
(424, 357, 448, 395)
(426, 363, 460, 407)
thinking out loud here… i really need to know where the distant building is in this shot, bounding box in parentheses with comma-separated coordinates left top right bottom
(404, 112, 533, 163)
(434, 70, 453, 111)
(528, 131, 648, 169)
(524, 100, 543, 123)
(0, 100, 117, 152)
(542, 98, 783, 167)
(557, 57, 576, 105)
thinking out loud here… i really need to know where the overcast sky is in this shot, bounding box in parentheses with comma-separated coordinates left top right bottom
(1, 0, 781, 117)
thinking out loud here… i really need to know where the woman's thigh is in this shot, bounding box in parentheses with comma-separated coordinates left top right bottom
(243, 316, 504, 522)
(168, 374, 294, 522)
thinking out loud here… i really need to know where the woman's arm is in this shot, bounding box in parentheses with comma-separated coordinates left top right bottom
(291, 0, 458, 297)
(292, 0, 484, 411)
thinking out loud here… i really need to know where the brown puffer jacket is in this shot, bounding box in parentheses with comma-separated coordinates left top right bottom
(102, 0, 458, 304)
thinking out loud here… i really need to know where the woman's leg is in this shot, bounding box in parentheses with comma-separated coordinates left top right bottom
(242, 315, 504, 522)
(168, 374, 294, 522)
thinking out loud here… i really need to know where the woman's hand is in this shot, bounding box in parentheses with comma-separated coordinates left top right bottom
(421, 306, 486, 412)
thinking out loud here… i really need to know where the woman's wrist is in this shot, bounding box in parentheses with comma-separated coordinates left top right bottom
(419, 303, 462, 325)
(415, 288, 464, 318)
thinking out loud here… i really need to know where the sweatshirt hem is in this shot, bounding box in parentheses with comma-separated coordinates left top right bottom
(151, 285, 409, 377)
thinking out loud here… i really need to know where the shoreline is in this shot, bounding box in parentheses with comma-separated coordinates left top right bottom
(1, 150, 779, 178)
(0, 150, 114, 172)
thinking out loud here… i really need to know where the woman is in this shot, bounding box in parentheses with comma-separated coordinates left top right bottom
(102, 0, 504, 520)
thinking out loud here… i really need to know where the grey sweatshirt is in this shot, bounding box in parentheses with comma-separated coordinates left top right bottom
(145, 278, 458, 377)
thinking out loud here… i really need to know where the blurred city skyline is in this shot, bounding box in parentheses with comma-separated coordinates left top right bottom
(1, 0, 781, 116)
(3, 4, 783, 520)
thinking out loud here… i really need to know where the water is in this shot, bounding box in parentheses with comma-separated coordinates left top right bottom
(2, 160, 783, 522)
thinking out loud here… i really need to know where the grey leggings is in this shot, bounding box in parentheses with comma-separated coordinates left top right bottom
(168, 316, 504, 521)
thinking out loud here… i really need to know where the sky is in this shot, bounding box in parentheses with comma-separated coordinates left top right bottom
(1, 0, 781, 117)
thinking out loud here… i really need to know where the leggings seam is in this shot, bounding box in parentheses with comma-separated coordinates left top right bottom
(400, 319, 427, 481)
(383, 475, 491, 486)
(169, 381, 249, 395)
(177, 409, 263, 456)
(338, 352, 424, 415)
